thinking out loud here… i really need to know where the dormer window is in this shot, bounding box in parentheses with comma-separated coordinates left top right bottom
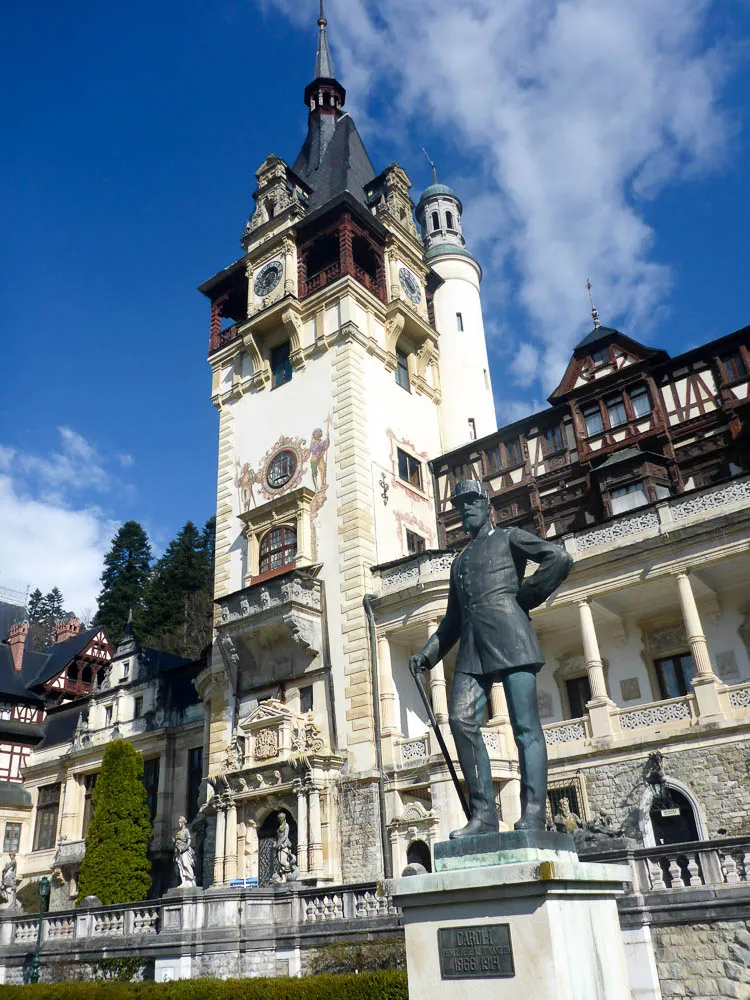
(544, 425, 564, 453)
(722, 349, 747, 383)
(395, 347, 410, 391)
(610, 482, 648, 514)
(591, 346, 610, 366)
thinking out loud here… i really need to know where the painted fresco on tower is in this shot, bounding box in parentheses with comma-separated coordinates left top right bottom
(234, 418, 332, 558)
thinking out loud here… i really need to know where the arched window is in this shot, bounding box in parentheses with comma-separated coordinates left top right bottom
(446, 210, 455, 230)
(406, 839, 432, 872)
(259, 525, 297, 575)
(649, 787, 700, 846)
(431, 211, 440, 231)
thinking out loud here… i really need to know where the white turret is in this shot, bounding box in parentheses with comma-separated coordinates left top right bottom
(416, 172, 496, 452)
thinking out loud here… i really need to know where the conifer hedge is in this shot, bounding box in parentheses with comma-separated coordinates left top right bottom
(3, 971, 408, 1000)
(76, 740, 152, 905)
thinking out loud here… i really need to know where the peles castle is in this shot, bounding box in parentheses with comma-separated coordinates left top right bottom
(1, 7, 750, 993)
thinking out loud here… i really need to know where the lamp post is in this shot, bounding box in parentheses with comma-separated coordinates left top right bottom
(29, 876, 50, 984)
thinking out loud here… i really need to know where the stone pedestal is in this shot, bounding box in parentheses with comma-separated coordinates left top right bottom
(391, 833, 632, 1000)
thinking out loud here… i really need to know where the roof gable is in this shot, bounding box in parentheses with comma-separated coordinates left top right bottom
(549, 327, 668, 401)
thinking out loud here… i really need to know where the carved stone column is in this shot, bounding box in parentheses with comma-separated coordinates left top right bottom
(377, 634, 397, 734)
(223, 800, 238, 883)
(489, 683, 508, 725)
(307, 785, 323, 873)
(577, 599, 615, 737)
(296, 782, 309, 875)
(213, 803, 226, 886)
(244, 818, 259, 883)
(283, 238, 296, 296)
(675, 570, 726, 721)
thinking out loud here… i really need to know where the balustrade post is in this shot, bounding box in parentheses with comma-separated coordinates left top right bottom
(577, 599, 615, 737)
(674, 570, 727, 722)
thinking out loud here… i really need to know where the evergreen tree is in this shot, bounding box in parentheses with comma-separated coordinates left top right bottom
(77, 741, 152, 905)
(95, 521, 152, 644)
(142, 519, 215, 660)
(27, 586, 68, 651)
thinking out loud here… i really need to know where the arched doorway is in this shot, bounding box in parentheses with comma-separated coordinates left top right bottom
(649, 787, 699, 845)
(406, 839, 432, 873)
(257, 810, 297, 886)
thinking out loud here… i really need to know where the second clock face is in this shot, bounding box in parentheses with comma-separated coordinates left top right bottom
(255, 260, 283, 297)
(398, 266, 422, 304)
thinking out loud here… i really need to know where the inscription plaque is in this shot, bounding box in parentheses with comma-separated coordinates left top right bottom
(438, 922, 514, 979)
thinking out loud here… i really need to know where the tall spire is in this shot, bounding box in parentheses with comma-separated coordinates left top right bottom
(586, 277, 601, 329)
(315, 0, 335, 80)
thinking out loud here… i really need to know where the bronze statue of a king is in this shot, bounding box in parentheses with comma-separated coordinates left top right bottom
(410, 480, 573, 838)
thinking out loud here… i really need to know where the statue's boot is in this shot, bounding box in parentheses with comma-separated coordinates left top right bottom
(514, 803, 546, 831)
(450, 815, 499, 839)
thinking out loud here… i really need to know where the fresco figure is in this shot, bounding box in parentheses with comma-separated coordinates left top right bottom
(235, 461, 258, 511)
(310, 420, 330, 490)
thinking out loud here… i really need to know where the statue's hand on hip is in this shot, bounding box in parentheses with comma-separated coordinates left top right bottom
(409, 652, 430, 678)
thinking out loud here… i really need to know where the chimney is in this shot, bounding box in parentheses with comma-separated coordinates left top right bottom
(7, 620, 29, 672)
(54, 615, 82, 644)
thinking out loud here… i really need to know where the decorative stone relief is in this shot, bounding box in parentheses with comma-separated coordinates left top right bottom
(254, 728, 279, 760)
(671, 478, 750, 520)
(620, 678, 642, 702)
(716, 650, 741, 683)
(619, 700, 691, 729)
(380, 552, 455, 593)
(543, 721, 586, 745)
(481, 730, 500, 753)
(646, 623, 688, 655)
(728, 686, 750, 709)
(575, 509, 659, 552)
(536, 690, 554, 719)
(399, 737, 429, 765)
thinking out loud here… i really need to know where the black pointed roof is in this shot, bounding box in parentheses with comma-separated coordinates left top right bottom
(575, 325, 623, 350)
(292, 113, 376, 211)
(314, 11, 335, 79)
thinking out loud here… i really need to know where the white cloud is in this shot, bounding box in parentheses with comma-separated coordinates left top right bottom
(0, 429, 128, 615)
(510, 343, 540, 388)
(116, 453, 135, 468)
(270, 0, 733, 396)
(0, 475, 116, 616)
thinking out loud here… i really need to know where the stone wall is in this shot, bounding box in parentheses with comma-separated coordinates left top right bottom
(573, 737, 750, 841)
(338, 777, 383, 883)
(651, 920, 750, 999)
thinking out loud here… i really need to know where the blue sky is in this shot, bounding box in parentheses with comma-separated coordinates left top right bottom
(1, 0, 748, 613)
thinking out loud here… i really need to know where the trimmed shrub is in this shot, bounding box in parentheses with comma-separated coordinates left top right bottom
(3, 970, 408, 999)
(307, 937, 406, 975)
(77, 741, 152, 905)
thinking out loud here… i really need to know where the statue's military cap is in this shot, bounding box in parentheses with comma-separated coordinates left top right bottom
(449, 479, 488, 506)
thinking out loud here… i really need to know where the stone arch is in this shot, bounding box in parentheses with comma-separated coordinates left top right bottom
(639, 778, 708, 847)
(406, 839, 432, 873)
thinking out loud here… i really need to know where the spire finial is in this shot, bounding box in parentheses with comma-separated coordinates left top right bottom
(586, 277, 601, 329)
(422, 148, 438, 186)
(314, 0, 335, 79)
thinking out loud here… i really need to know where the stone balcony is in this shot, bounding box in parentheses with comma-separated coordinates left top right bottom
(216, 570, 324, 659)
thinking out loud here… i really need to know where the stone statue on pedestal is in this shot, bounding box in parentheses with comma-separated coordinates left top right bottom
(410, 480, 573, 838)
(0, 852, 19, 910)
(272, 811, 299, 883)
(173, 816, 197, 887)
(553, 797, 583, 835)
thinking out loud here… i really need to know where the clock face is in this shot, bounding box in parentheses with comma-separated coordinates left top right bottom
(254, 260, 283, 297)
(398, 266, 422, 304)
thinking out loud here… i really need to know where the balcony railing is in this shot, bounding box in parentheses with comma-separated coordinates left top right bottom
(209, 322, 240, 355)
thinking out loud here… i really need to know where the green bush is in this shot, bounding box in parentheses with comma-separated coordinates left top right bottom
(307, 937, 406, 975)
(3, 971, 408, 1000)
(77, 740, 152, 905)
(17, 879, 42, 914)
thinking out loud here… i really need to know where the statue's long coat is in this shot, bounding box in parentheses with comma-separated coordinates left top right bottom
(425, 522, 573, 674)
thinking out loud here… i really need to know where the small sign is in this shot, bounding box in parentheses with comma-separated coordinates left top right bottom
(660, 808, 681, 817)
(438, 923, 514, 979)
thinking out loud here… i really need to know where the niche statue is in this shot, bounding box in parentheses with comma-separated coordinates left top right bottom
(410, 480, 572, 837)
(173, 816, 197, 887)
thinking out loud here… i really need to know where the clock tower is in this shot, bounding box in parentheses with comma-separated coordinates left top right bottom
(196, 6, 496, 887)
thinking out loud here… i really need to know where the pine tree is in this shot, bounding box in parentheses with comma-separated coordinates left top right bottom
(77, 741, 152, 905)
(94, 521, 152, 644)
(27, 586, 68, 651)
(142, 519, 215, 659)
